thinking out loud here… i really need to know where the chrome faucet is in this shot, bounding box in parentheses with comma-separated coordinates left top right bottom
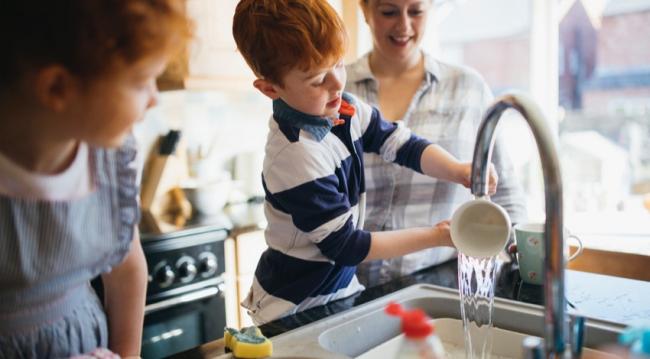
(470, 92, 572, 358)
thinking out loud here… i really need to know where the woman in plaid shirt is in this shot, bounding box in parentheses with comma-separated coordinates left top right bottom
(346, 0, 527, 286)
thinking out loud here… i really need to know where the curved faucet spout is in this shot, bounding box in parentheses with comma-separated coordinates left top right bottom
(470, 92, 568, 358)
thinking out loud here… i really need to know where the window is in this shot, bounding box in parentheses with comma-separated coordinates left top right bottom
(431, 0, 650, 251)
(346, 0, 649, 254)
(557, 0, 650, 247)
(433, 0, 551, 222)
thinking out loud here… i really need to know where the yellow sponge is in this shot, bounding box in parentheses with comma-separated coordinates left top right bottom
(224, 326, 273, 358)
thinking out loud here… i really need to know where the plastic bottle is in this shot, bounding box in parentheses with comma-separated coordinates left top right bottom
(385, 302, 446, 359)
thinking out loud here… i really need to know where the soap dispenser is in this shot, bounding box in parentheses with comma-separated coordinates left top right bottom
(385, 302, 446, 359)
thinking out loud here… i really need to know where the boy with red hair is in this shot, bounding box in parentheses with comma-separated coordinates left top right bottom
(232, 0, 497, 324)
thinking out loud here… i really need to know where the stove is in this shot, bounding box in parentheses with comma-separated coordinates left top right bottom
(141, 225, 228, 359)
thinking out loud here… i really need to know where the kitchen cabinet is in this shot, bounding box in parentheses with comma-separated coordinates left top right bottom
(157, 0, 362, 91)
(157, 0, 255, 91)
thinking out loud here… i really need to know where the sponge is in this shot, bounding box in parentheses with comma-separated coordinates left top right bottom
(224, 326, 273, 358)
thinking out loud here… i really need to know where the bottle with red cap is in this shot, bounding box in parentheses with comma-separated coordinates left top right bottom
(385, 302, 446, 359)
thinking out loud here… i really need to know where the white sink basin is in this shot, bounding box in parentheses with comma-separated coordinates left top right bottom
(267, 284, 625, 358)
(357, 318, 619, 359)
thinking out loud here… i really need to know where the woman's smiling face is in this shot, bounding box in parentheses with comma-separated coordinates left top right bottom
(362, 0, 431, 63)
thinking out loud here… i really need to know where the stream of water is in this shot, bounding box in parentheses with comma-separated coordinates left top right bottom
(458, 252, 498, 359)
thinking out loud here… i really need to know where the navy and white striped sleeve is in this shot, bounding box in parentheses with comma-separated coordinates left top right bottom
(355, 99, 431, 173)
(263, 146, 371, 266)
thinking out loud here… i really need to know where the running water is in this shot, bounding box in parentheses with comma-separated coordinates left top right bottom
(458, 252, 498, 359)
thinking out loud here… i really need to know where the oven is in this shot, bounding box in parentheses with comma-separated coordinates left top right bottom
(141, 227, 228, 359)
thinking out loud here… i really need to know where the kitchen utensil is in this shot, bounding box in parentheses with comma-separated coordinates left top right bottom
(514, 222, 584, 285)
(450, 197, 511, 258)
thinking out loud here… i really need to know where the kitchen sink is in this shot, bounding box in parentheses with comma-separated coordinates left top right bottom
(355, 318, 621, 359)
(267, 284, 625, 358)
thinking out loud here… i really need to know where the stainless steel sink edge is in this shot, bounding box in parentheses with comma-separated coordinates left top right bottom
(267, 285, 436, 358)
(268, 283, 626, 358)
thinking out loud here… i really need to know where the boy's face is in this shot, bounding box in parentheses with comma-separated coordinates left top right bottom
(259, 59, 346, 119)
(69, 54, 167, 148)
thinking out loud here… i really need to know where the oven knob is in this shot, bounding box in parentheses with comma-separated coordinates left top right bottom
(198, 252, 218, 277)
(155, 265, 175, 288)
(177, 257, 197, 283)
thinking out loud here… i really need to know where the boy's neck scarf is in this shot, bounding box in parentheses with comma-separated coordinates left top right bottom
(272, 93, 355, 142)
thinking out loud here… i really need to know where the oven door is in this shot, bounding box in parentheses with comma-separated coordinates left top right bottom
(141, 285, 226, 359)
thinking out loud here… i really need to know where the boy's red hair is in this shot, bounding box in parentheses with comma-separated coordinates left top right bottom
(233, 0, 348, 86)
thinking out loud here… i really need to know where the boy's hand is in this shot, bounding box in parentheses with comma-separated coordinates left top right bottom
(457, 162, 498, 195)
(432, 220, 453, 247)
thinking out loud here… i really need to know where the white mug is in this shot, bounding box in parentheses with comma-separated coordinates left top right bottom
(451, 198, 512, 258)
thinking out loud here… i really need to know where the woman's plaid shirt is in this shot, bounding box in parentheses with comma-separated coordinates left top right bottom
(346, 52, 527, 285)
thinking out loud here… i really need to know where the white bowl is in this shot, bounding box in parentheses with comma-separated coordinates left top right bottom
(183, 179, 232, 215)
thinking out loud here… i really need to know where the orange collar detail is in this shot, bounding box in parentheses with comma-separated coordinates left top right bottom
(339, 100, 356, 117)
(333, 100, 355, 127)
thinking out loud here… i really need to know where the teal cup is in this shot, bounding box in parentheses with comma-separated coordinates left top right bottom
(514, 222, 584, 285)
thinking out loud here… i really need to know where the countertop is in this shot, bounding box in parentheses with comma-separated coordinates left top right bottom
(171, 259, 650, 358)
(140, 199, 266, 241)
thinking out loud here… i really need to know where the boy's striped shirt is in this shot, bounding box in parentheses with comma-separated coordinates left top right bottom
(241, 93, 431, 324)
